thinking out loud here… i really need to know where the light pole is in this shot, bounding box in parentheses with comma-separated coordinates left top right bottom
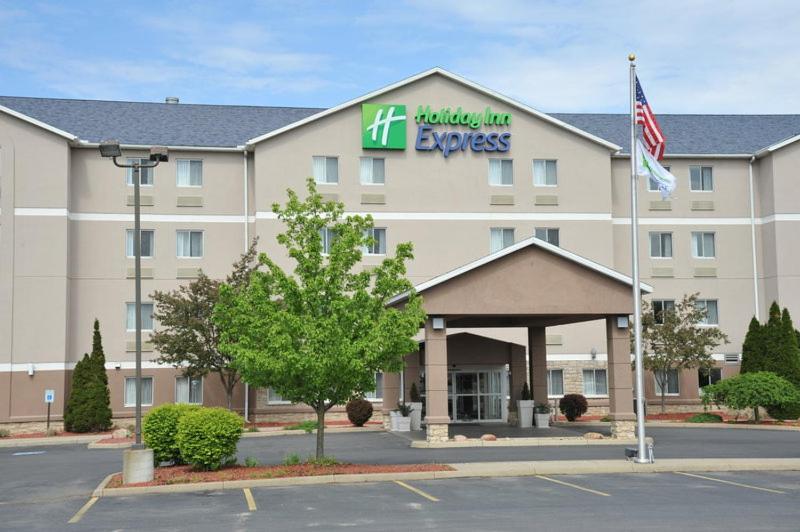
(99, 141, 167, 451)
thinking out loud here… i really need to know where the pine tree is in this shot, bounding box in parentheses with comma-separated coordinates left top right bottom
(740, 316, 765, 375)
(63, 319, 113, 432)
(780, 308, 800, 386)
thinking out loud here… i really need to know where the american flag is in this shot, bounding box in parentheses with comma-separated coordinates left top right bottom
(635, 76, 666, 160)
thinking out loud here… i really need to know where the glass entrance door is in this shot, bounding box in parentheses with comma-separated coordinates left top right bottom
(449, 369, 505, 422)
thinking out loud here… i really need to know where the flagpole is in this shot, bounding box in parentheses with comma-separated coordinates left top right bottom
(629, 53, 649, 463)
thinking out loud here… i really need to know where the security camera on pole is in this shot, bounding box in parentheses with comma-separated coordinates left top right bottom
(99, 140, 168, 483)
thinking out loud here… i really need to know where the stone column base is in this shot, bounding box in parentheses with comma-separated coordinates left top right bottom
(610, 420, 636, 439)
(426, 423, 449, 443)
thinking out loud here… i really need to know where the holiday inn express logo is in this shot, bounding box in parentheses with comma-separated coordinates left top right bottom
(362, 103, 407, 150)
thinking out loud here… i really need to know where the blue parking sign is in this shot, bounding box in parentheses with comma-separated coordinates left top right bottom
(44, 389, 55, 403)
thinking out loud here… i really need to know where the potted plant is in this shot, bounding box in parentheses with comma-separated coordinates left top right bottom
(408, 382, 423, 431)
(534, 403, 551, 428)
(395, 402, 412, 432)
(517, 382, 534, 428)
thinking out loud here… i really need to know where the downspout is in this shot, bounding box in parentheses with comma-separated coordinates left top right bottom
(243, 149, 250, 422)
(748, 156, 760, 320)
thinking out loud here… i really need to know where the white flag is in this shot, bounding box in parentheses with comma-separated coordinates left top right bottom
(636, 139, 675, 200)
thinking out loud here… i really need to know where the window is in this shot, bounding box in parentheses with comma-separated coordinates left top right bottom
(176, 230, 203, 258)
(126, 159, 153, 186)
(125, 376, 153, 406)
(690, 165, 713, 191)
(359, 157, 385, 185)
(692, 232, 715, 258)
(267, 388, 289, 404)
(652, 299, 675, 324)
(175, 376, 203, 404)
(547, 369, 564, 397)
(490, 228, 515, 253)
(698, 367, 721, 389)
(365, 373, 384, 400)
(582, 369, 608, 396)
(535, 227, 560, 246)
(313, 156, 339, 184)
(126, 229, 154, 258)
(533, 159, 557, 186)
(654, 369, 680, 395)
(648, 166, 670, 191)
(488, 158, 513, 186)
(126, 302, 154, 331)
(649, 232, 673, 258)
(320, 227, 336, 254)
(176, 159, 203, 187)
(695, 299, 719, 325)
(363, 228, 386, 255)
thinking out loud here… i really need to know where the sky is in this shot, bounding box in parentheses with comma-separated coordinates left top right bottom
(1, 0, 799, 114)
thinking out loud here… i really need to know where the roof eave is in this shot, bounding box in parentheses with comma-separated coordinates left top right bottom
(754, 133, 800, 158)
(0, 104, 78, 141)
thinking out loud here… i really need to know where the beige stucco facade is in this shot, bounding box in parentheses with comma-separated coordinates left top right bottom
(1, 69, 796, 425)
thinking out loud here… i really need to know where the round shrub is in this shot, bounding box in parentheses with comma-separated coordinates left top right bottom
(176, 407, 243, 471)
(346, 398, 373, 427)
(767, 401, 800, 421)
(559, 394, 589, 421)
(686, 412, 723, 423)
(143, 403, 200, 464)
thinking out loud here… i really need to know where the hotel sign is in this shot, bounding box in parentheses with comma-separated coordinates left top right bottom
(362, 103, 512, 157)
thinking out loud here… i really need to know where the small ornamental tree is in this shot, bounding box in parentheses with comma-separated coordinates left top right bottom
(702, 371, 799, 422)
(151, 239, 259, 410)
(215, 180, 426, 458)
(637, 293, 729, 413)
(64, 319, 113, 433)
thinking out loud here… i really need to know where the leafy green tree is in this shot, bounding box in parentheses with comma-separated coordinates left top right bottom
(740, 302, 800, 386)
(150, 239, 259, 410)
(702, 371, 799, 422)
(638, 293, 729, 413)
(215, 180, 425, 458)
(64, 319, 113, 432)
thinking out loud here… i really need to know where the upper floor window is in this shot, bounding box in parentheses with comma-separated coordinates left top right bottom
(652, 299, 675, 325)
(648, 166, 670, 191)
(689, 165, 713, 191)
(176, 376, 203, 404)
(582, 369, 608, 396)
(320, 227, 336, 254)
(126, 302, 154, 331)
(126, 229, 154, 258)
(488, 158, 513, 186)
(313, 156, 339, 184)
(649, 232, 673, 258)
(176, 230, 203, 258)
(126, 159, 153, 186)
(363, 228, 387, 255)
(535, 227, 560, 246)
(533, 159, 557, 186)
(490, 227, 515, 253)
(691, 232, 715, 258)
(695, 299, 719, 325)
(547, 369, 564, 397)
(176, 159, 203, 187)
(360, 157, 385, 185)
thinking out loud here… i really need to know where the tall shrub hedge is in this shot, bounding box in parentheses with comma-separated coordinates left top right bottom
(143, 403, 200, 464)
(176, 407, 243, 470)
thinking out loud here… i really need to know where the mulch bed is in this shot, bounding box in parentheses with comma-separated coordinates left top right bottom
(107, 463, 454, 488)
(250, 420, 382, 428)
(5, 430, 115, 439)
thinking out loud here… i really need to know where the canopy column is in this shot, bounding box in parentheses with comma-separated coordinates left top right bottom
(528, 327, 548, 405)
(424, 317, 449, 443)
(381, 372, 400, 430)
(607, 316, 636, 438)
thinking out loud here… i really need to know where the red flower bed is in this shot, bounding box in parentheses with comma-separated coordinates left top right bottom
(107, 462, 453, 488)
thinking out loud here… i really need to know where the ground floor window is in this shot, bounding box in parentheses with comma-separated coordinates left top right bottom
(654, 369, 680, 395)
(364, 372, 384, 401)
(547, 369, 564, 397)
(582, 369, 607, 396)
(124, 376, 153, 406)
(175, 376, 203, 404)
(698, 367, 722, 390)
(267, 388, 289, 405)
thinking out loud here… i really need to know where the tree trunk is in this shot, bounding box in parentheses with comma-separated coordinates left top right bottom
(219, 373, 234, 411)
(753, 406, 760, 423)
(660, 389, 666, 414)
(315, 405, 326, 459)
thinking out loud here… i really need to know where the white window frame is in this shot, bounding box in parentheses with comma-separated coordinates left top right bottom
(176, 158, 203, 188)
(647, 165, 670, 192)
(125, 158, 154, 187)
(654, 369, 680, 396)
(359, 157, 385, 185)
(362, 227, 387, 256)
(267, 388, 291, 405)
(691, 231, 716, 259)
(695, 299, 719, 326)
(126, 229, 155, 259)
(126, 302, 154, 332)
(649, 231, 673, 259)
(313, 156, 339, 185)
(176, 230, 204, 259)
(320, 227, 336, 255)
(364, 372, 384, 402)
(488, 158, 514, 186)
(175, 375, 203, 404)
(582, 368, 608, 397)
(535, 227, 560, 247)
(689, 165, 714, 192)
(124, 376, 154, 407)
(533, 159, 558, 187)
(490, 227, 515, 253)
(547, 369, 564, 398)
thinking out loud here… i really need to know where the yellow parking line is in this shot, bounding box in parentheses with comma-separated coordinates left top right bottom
(68, 496, 98, 524)
(675, 472, 785, 494)
(394, 480, 439, 502)
(536, 475, 611, 497)
(243, 488, 257, 511)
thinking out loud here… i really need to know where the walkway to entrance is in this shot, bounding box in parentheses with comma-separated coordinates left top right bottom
(386, 236, 652, 443)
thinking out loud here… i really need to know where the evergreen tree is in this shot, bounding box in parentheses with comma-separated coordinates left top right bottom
(64, 319, 113, 432)
(740, 316, 765, 375)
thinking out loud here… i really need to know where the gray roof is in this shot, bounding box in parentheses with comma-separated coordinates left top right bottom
(1, 95, 800, 154)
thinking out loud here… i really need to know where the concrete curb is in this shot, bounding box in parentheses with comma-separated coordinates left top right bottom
(557, 421, 800, 432)
(0, 435, 103, 448)
(96, 457, 800, 497)
(410, 436, 653, 449)
(92, 472, 117, 497)
(88, 440, 133, 449)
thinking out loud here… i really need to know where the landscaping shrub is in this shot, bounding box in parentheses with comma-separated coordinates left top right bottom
(176, 407, 243, 471)
(143, 403, 200, 464)
(283, 453, 301, 466)
(767, 402, 800, 421)
(63, 319, 112, 433)
(559, 394, 588, 421)
(520, 382, 532, 401)
(0, 428, 10, 438)
(346, 398, 373, 427)
(284, 420, 317, 433)
(244, 456, 259, 467)
(686, 413, 723, 423)
(702, 371, 800, 422)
